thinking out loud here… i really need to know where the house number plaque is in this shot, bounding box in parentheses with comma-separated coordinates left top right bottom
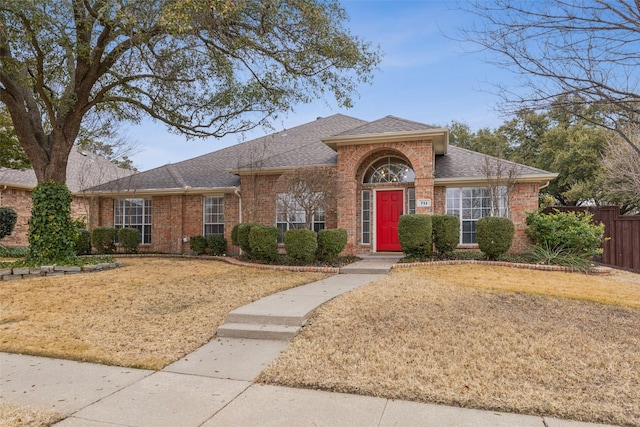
(416, 199, 432, 208)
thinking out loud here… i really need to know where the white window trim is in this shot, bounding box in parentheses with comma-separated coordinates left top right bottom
(203, 195, 225, 237)
(114, 198, 152, 244)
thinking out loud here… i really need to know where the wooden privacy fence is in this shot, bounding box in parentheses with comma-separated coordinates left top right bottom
(542, 206, 640, 273)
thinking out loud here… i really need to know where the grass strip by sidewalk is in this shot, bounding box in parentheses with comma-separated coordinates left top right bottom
(259, 266, 640, 426)
(0, 257, 329, 370)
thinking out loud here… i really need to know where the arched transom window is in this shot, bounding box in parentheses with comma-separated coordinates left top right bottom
(364, 157, 415, 183)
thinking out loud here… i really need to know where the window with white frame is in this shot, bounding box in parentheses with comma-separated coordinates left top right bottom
(114, 198, 152, 244)
(446, 187, 508, 244)
(276, 193, 325, 242)
(362, 190, 371, 244)
(407, 188, 416, 215)
(204, 196, 224, 237)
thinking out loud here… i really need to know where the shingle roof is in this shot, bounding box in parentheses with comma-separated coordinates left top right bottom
(0, 146, 135, 193)
(87, 114, 556, 193)
(434, 146, 556, 180)
(89, 114, 367, 192)
(336, 115, 438, 136)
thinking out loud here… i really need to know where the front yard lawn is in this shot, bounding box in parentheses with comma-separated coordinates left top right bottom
(0, 257, 329, 370)
(258, 266, 640, 426)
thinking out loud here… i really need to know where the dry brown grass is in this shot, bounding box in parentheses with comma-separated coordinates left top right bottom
(0, 258, 328, 370)
(259, 265, 640, 426)
(0, 403, 63, 427)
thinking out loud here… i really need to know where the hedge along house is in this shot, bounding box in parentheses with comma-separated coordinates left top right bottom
(87, 114, 557, 254)
(0, 147, 135, 247)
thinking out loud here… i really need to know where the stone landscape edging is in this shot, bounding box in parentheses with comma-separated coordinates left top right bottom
(392, 259, 612, 275)
(0, 261, 123, 281)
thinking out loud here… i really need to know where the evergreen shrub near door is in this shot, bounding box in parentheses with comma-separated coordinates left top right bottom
(316, 228, 348, 261)
(237, 223, 259, 256)
(432, 214, 460, 255)
(476, 217, 514, 260)
(398, 214, 432, 259)
(285, 229, 317, 263)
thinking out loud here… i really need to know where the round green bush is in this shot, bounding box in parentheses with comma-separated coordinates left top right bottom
(189, 235, 208, 255)
(237, 223, 258, 256)
(118, 227, 141, 253)
(206, 235, 227, 256)
(248, 225, 279, 261)
(285, 229, 317, 263)
(0, 206, 18, 240)
(74, 229, 92, 255)
(91, 227, 117, 255)
(525, 210, 604, 258)
(432, 214, 460, 255)
(316, 228, 347, 261)
(26, 182, 76, 265)
(398, 214, 432, 258)
(476, 216, 514, 260)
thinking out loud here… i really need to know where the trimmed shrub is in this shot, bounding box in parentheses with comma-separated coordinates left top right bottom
(0, 206, 18, 240)
(237, 223, 258, 256)
(118, 227, 141, 253)
(207, 235, 227, 256)
(316, 228, 348, 261)
(525, 210, 604, 258)
(189, 235, 208, 255)
(432, 214, 460, 255)
(26, 182, 76, 265)
(248, 225, 279, 261)
(476, 216, 514, 260)
(285, 229, 317, 263)
(91, 227, 117, 254)
(74, 229, 92, 255)
(398, 214, 432, 258)
(231, 223, 240, 246)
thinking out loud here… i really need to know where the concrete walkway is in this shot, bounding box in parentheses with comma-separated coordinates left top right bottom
(0, 256, 617, 427)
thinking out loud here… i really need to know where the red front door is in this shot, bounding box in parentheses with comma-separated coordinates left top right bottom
(376, 190, 403, 251)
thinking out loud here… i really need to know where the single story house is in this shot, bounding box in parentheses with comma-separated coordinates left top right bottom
(87, 114, 557, 254)
(0, 147, 135, 246)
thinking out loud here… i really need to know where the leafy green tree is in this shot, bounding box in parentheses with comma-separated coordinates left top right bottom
(0, 107, 29, 169)
(0, 0, 379, 262)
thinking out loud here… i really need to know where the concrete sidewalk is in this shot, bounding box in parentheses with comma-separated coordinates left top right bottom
(0, 256, 617, 426)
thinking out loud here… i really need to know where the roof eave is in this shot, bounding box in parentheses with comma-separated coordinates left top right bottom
(228, 163, 336, 176)
(434, 173, 558, 186)
(322, 129, 449, 155)
(83, 186, 238, 197)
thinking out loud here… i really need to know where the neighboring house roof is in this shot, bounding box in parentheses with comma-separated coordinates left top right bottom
(0, 146, 135, 193)
(87, 113, 556, 195)
(434, 146, 556, 184)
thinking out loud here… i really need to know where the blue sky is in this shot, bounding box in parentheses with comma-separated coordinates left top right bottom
(127, 1, 515, 171)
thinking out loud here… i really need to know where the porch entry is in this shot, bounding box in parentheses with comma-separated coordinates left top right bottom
(376, 190, 403, 251)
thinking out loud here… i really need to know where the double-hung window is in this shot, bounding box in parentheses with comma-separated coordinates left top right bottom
(203, 196, 224, 236)
(114, 198, 152, 244)
(276, 193, 325, 242)
(446, 187, 507, 244)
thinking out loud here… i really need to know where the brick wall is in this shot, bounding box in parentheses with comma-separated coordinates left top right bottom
(508, 182, 540, 252)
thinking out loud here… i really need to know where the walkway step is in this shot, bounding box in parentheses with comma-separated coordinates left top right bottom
(339, 265, 393, 274)
(216, 323, 298, 341)
(225, 312, 305, 327)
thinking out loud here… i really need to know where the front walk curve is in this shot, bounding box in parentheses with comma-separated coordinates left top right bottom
(1, 255, 616, 426)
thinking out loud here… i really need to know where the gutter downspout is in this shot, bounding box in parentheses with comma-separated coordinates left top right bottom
(234, 186, 242, 255)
